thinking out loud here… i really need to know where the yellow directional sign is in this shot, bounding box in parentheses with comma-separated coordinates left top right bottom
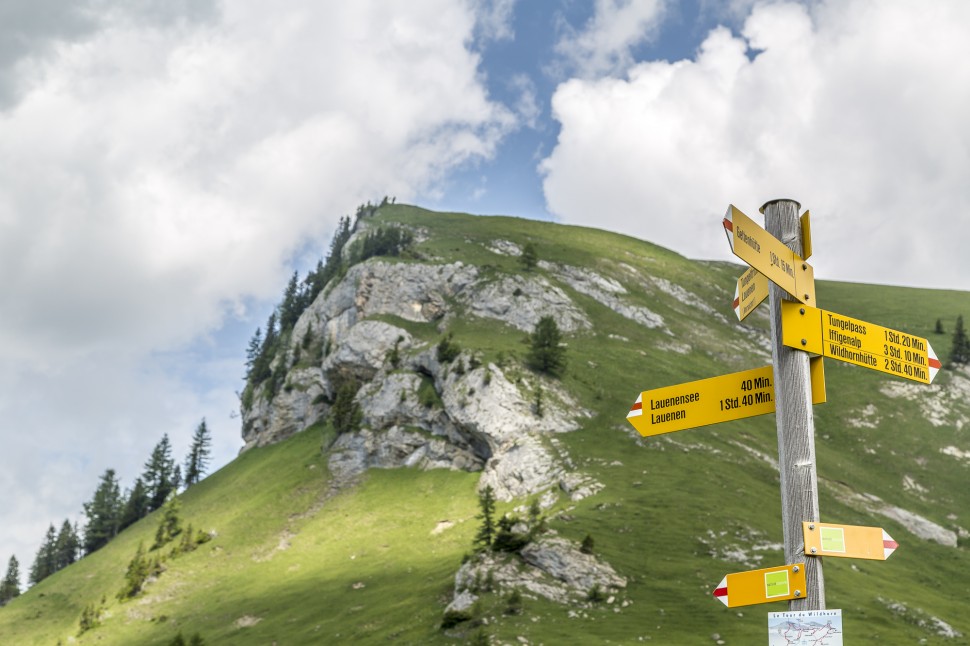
(734, 266, 769, 321)
(626, 360, 826, 437)
(781, 302, 942, 384)
(800, 210, 812, 260)
(803, 522, 898, 561)
(713, 563, 807, 608)
(723, 205, 815, 305)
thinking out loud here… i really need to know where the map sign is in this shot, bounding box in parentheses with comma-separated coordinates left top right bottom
(626, 360, 826, 437)
(768, 609, 843, 646)
(781, 302, 942, 384)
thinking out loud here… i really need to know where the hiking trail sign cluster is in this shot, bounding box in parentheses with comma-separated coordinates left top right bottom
(626, 201, 938, 633)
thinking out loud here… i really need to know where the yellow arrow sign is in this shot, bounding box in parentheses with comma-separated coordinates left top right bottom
(713, 563, 807, 608)
(723, 205, 815, 305)
(734, 266, 769, 321)
(781, 302, 942, 384)
(803, 522, 898, 561)
(626, 360, 826, 437)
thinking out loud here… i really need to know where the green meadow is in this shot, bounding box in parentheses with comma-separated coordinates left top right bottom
(2, 205, 969, 644)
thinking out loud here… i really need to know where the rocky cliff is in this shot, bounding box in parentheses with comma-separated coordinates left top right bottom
(239, 220, 645, 502)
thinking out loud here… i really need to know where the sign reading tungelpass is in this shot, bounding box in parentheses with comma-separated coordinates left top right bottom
(781, 302, 942, 384)
(626, 360, 826, 437)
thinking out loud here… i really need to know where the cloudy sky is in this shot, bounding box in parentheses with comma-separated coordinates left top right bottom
(3, 0, 969, 580)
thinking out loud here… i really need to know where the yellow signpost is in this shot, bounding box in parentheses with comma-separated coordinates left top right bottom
(802, 522, 898, 561)
(780, 302, 942, 384)
(626, 360, 826, 437)
(713, 563, 807, 608)
(723, 205, 815, 305)
(734, 266, 769, 321)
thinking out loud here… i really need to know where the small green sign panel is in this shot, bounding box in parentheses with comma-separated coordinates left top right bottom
(764, 570, 790, 598)
(820, 527, 846, 553)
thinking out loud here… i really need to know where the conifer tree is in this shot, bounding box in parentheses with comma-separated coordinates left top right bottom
(142, 434, 179, 512)
(952, 315, 970, 364)
(520, 242, 538, 270)
(54, 520, 80, 571)
(527, 315, 567, 376)
(183, 419, 212, 488)
(83, 469, 122, 555)
(119, 478, 150, 530)
(244, 327, 262, 379)
(29, 524, 57, 585)
(330, 376, 362, 434)
(279, 271, 302, 330)
(0, 556, 20, 605)
(474, 485, 497, 550)
(152, 496, 183, 550)
(117, 542, 150, 599)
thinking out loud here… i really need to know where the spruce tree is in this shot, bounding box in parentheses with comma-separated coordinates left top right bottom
(54, 520, 80, 571)
(527, 316, 567, 376)
(0, 556, 20, 605)
(473, 485, 497, 551)
(183, 419, 212, 488)
(152, 496, 183, 550)
(83, 469, 122, 555)
(29, 524, 57, 585)
(119, 478, 150, 530)
(244, 327, 262, 379)
(520, 242, 538, 270)
(142, 434, 178, 512)
(952, 315, 970, 364)
(117, 542, 150, 599)
(330, 376, 362, 434)
(279, 271, 302, 330)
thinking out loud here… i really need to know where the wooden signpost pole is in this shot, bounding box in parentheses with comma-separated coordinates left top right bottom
(762, 198, 825, 611)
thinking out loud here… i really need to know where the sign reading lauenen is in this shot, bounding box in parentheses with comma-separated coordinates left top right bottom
(734, 266, 769, 321)
(626, 361, 826, 437)
(781, 302, 942, 384)
(723, 205, 815, 305)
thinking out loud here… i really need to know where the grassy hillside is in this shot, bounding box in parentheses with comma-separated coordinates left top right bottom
(2, 204, 969, 644)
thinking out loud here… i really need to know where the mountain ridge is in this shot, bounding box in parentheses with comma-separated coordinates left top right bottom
(2, 203, 970, 644)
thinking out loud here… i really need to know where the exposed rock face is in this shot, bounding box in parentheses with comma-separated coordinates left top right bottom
(242, 255, 599, 501)
(465, 274, 591, 333)
(452, 535, 626, 605)
(542, 261, 665, 330)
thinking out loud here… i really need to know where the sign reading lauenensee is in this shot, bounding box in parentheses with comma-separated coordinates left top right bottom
(626, 360, 826, 437)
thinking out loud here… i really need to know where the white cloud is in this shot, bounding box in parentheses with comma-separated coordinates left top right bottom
(555, 0, 667, 77)
(475, 0, 518, 42)
(0, 0, 513, 574)
(541, 0, 970, 290)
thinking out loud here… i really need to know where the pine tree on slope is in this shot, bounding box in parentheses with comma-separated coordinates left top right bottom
(952, 315, 970, 364)
(183, 419, 212, 488)
(142, 434, 179, 512)
(29, 524, 57, 585)
(0, 556, 20, 605)
(83, 469, 123, 555)
(53, 520, 80, 571)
